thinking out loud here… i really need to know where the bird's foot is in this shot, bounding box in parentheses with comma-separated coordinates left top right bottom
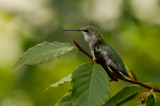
(93, 57, 97, 62)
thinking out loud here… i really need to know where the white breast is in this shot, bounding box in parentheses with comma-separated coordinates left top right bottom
(81, 32, 91, 42)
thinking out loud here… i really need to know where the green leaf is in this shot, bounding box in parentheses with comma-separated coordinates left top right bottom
(12, 41, 74, 70)
(116, 92, 138, 106)
(71, 62, 110, 106)
(105, 85, 145, 106)
(44, 74, 72, 93)
(119, 92, 140, 106)
(145, 93, 156, 106)
(56, 92, 74, 106)
(156, 95, 160, 106)
(50, 74, 71, 87)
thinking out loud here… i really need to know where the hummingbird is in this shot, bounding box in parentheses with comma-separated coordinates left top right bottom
(63, 25, 130, 81)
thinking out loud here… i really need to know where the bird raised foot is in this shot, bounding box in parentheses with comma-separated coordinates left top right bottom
(93, 57, 97, 62)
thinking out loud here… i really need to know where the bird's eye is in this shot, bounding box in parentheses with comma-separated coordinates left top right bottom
(83, 30, 89, 32)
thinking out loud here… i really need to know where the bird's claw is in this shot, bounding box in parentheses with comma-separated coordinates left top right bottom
(93, 57, 97, 62)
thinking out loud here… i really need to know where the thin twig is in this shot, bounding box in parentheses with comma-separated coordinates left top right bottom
(73, 40, 160, 93)
(122, 79, 160, 93)
(73, 40, 93, 59)
(131, 70, 138, 81)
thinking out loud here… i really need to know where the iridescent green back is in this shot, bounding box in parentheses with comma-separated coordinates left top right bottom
(98, 37, 130, 78)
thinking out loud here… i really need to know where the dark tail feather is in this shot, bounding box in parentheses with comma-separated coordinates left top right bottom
(109, 66, 125, 80)
(101, 64, 118, 81)
(121, 71, 130, 79)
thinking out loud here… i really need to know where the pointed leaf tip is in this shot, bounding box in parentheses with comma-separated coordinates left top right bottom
(50, 74, 71, 88)
(12, 41, 74, 71)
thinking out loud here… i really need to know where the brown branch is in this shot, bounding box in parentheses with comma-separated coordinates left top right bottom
(123, 79, 160, 93)
(131, 70, 138, 81)
(73, 40, 93, 59)
(73, 40, 160, 93)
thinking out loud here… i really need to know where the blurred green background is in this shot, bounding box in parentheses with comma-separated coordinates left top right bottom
(0, 0, 160, 105)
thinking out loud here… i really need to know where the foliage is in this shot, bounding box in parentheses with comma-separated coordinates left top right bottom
(12, 41, 160, 106)
(1, 0, 160, 106)
(50, 74, 71, 88)
(71, 62, 110, 106)
(12, 41, 74, 70)
(105, 86, 144, 106)
(55, 92, 73, 106)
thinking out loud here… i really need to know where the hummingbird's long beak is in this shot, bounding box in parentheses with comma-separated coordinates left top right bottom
(63, 29, 81, 31)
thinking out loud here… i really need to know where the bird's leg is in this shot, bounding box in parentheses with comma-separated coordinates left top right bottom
(93, 45, 102, 62)
(92, 45, 101, 62)
(91, 50, 97, 62)
(93, 56, 97, 62)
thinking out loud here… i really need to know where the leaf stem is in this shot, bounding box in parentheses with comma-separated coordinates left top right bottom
(131, 70, 138, 81)
(73, 40, 160, 93)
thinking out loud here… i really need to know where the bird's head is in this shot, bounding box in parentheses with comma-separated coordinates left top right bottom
(63, 25, 102, 44)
